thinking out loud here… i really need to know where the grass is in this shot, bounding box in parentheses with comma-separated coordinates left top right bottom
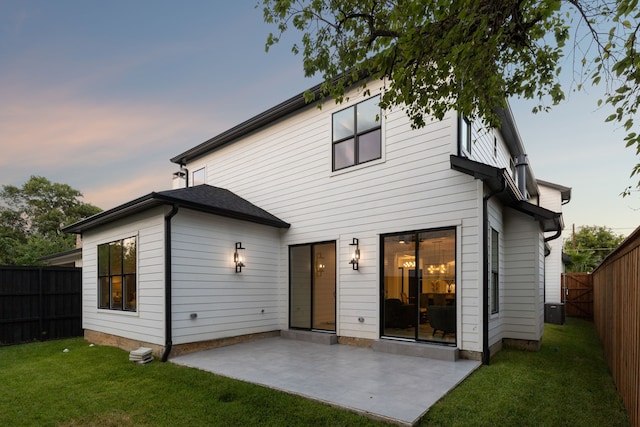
(421, 317, 629, 426)
(0, 339, 379, 427)
(0, 318, 630, 426)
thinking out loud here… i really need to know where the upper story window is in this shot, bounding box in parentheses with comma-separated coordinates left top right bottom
(493, 135, 498, 158)
(332, 95, 381, 171)
(460, 115, 472, 156)
(98, 237, 137, 311)
(192, 167, 205, 186)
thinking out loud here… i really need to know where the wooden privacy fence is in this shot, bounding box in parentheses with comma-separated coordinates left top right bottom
(0, 266, 82, 345)
(561, 272, 593, 320)
(592, 226, 640, 427)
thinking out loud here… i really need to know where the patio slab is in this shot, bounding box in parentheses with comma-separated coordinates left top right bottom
(171, 337, 480, 425)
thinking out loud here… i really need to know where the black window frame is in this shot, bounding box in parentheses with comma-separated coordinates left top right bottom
(459, 115, 472, 156)
(493, 135, 498, 158)
(288, 241, 337, 332)
(379, 226, 457, 344)
(98, 236, 137, 312)
(490, 228, 499, 314)
(332, 95, 381, 171)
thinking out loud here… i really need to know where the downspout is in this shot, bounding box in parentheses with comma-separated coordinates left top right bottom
(482, 179, 506, 365)
(543, 221, 562, 305)
(181, 164, 189, 188)
(544, 228, 562, 242)
(161, 204, 179, 362)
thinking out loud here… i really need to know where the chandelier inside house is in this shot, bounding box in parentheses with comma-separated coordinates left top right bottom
(427, 240, 446, 274)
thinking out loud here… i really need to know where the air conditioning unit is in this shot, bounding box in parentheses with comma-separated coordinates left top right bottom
(545, 303, 565, 325)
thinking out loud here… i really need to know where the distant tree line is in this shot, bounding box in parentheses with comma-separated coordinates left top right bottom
(0, 176, 101, 266)
(564, 225, 626, 273)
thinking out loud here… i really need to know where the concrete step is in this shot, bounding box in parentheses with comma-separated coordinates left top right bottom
(372, 339, 459, 362)
(281, 329, 338, 345)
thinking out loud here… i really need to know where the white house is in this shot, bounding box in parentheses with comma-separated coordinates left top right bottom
(537, 179, 572, 304)
(64, 79, 567, 364)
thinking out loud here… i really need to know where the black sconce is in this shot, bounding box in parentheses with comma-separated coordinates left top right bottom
(234, 242, 245, 273)
(349, 238, 360, 270)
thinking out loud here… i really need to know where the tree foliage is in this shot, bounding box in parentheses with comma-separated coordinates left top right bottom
(563, 225, 626, 272)
(263, 0, 640, 185)
(0, 176, 101, 266)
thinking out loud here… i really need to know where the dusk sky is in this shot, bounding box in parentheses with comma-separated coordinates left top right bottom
(1, 1, 638, 238)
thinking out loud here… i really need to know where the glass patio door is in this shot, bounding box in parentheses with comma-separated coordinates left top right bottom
(381, 229, 456, 344)
(289, 242, 336, 332)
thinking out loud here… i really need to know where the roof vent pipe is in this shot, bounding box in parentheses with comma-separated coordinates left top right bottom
(515, 154, 528, 201)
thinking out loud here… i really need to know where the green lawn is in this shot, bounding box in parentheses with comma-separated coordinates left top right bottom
(421, 318, 629, 426)
(0, 338, 378, 427)
(0, 318, 629, 426)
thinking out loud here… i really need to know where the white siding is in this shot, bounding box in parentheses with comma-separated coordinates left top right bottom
(82, 208, 166, 345)
(170, 210, 283, 344)
(502, 209, 544, 341)
(459, 189, 483, 353)
(487, 196, 505, 348)
(537, 230, 546, 338)
(186, 81, 485, 352)
(465, 117, 515, 178)
(483, 194, 547, 348)
(539, 183, 565, 302)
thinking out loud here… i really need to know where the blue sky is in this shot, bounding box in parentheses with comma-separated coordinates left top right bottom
(1, 1, 637, 238)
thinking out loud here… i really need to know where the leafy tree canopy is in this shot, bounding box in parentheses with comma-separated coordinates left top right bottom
(0, 176, 101, 266)
(563, 225, 626, 272)
(263, 0, 640, 186)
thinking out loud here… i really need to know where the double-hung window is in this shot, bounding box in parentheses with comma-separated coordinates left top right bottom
(490, 228, 499, 314)
(332, 95, 381, 171)
(98, 237, 137, 311)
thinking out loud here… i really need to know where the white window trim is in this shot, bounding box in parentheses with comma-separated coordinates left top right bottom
(460, 115, 472, 157)
(192, 167, 206, 186)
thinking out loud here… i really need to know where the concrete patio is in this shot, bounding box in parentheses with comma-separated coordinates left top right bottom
(171, 336, 480, 425)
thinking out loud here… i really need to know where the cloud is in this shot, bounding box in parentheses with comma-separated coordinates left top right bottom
(0, 85, 217, 209)
(1, 99, 193, 165)
(82, 169, 171, 210)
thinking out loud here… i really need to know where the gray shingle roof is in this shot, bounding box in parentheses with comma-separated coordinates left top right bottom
(63, 184, 290, 234)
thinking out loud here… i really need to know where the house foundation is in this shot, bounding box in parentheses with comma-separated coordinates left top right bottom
(84, 329, 282, 359)
(503, 338, 542, 352)
(84, 329, 164, 358)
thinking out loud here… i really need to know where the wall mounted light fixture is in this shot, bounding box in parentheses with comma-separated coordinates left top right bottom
(349, 238, 360, 270)
(234, 242, 245, 273)
(316, 252, 325, 277)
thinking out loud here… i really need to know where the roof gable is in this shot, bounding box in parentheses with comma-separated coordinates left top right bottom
(537, 179, 572, 204)
(63, 185, 290, 234)
(170, 81, 327, 165)
(172, 81, 538, 197)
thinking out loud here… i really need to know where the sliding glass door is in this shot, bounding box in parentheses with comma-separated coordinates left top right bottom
(290, 242, 336, 332)
(381, 229, 456, 344)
